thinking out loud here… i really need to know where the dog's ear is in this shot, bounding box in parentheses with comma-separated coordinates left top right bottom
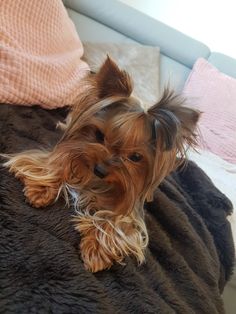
(148, 88, 200, 152)
(145, 89, 200, 202)
(95, 56, 133, 98)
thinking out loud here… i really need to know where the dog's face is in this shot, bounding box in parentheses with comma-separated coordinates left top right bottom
(55, 57, 199, 215)
(59, 99, 154, 214)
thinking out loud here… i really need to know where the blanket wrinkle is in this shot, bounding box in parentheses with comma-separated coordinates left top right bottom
(145, 206, 221, 313)
(157, 178, 220, 269)
(0, 104, 234, 314)
(171, 166, 235, 287)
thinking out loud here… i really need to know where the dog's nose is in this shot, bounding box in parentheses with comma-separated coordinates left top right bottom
(93, 164, 108, 179)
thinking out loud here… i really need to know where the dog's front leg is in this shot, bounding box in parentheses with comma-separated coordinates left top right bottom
(3, 150, 63, 208)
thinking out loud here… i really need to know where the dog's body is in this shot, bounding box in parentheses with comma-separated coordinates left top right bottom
(3, 57, 199, 272)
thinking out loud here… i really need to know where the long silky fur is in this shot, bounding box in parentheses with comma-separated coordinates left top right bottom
(70, 187, 148, 272)
(1, 57, 199, 272)
(1, 150, 65, 207)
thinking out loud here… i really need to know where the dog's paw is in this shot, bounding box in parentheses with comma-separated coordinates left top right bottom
(80, 236, 114, 273)
(82, 247, 114, 273)
(24, 182, 57, 208)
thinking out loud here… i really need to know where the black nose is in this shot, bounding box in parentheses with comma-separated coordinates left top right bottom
(94, 164, 108, 179)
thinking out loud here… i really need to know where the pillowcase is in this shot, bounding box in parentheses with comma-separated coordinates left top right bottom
(183, 58, 236, 164)
(0, 0, 89, 109)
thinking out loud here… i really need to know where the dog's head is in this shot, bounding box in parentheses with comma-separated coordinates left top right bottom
(56, 57, 199, 214)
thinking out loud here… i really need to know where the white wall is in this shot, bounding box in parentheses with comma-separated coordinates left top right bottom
(120, 0, 236, 58)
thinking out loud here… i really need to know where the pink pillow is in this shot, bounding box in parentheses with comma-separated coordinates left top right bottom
(183, 58, 236, 164)
(0, 0, 89, 109)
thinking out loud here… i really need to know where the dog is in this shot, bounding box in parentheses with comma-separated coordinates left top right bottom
(2, 56, 199, 272)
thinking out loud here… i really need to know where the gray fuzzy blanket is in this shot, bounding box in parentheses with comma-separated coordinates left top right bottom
(0, 104, 234, 314)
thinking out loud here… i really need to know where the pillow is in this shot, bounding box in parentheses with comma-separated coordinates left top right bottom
(83, 42, 160, 110)
(183, 58, 236, 164)
(0, 0, 89, 109)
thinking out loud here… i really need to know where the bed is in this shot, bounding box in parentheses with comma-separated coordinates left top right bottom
(0, 0, 235, 313)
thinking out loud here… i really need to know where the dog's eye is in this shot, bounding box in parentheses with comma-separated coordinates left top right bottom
(128, 153, 143, 162)
(95, 129, 105, 143)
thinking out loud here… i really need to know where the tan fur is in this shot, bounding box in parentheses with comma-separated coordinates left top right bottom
(2, 57, 199, 272)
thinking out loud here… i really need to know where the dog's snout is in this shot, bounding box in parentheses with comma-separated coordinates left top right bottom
(94, 164, 108, 179)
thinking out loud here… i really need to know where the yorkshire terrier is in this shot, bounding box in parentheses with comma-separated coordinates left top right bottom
(2, 56, 199, 272)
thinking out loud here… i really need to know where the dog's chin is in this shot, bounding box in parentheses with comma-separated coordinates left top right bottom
(79, 175, 131, 214)
(91, 179, 123, 197)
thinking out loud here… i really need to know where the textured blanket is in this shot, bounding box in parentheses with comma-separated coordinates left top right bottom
(0, 0, 89, 108)
(0, 104, 234, 314)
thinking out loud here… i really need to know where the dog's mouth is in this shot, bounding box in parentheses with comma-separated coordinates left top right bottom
(73, 157, 137, 213)
(68, 158, 138, 215)
(83, 177, 119, 196)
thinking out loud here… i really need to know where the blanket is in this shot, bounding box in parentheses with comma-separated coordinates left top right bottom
(0, 104, 234, 314)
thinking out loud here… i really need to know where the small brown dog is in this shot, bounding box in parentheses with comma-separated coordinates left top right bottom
(3, 57, 199, 272)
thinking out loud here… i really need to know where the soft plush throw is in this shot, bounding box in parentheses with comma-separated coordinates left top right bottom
(0, 104, 234, 314)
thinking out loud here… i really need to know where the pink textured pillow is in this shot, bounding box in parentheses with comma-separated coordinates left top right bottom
(0, 0, 89, 109)
(183, 58, 236, 164)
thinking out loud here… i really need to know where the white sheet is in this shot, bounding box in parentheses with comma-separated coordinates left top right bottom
(188, 149, 236, 245)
